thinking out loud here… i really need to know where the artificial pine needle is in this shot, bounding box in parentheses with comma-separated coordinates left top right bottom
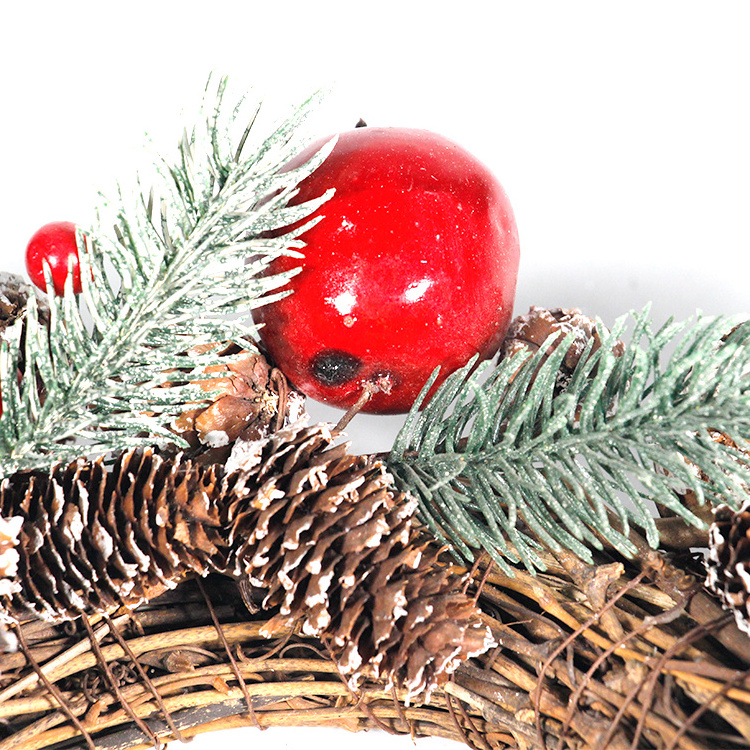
(388, 308, 750, 571)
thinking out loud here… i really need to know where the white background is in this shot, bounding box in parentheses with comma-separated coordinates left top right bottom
(1, 2, 750, 748)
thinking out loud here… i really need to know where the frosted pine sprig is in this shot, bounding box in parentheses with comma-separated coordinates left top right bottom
(388, 308, 750, 573)
(0, 77, 332, 477)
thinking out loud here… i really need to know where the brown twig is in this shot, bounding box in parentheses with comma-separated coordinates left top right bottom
(11, 622, 96, 750)
(79, 613, 161, 749)
(101, 613, 186, 744)
(195, 577, 261, 730)
(334, 374, 393, 432)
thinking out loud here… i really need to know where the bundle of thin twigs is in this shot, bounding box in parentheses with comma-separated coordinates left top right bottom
(1, 524, 748, 750)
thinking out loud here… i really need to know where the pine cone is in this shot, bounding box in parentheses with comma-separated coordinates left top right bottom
(224, 422, 496, 702)
(0, 449, 226, 622)
(706, 500, 750, 634)
(0, 272, 49, 337)
(502, 306, 624, 391)
(171, 344, 305, 462)
(659, 430, 742, 527)
(0, 273, 50, 409)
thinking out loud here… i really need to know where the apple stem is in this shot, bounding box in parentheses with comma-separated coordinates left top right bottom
(335, 374, 392, 432)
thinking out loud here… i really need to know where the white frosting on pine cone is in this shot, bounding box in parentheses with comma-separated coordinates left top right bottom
(0, 516, 23, 598)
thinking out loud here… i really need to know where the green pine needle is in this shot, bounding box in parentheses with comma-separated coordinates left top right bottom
(0, 77, 332, 477)
(387, 307, 750, 574)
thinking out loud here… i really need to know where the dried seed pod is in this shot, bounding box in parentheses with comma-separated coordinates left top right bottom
(0, 449, 227, 622)
(706, 500, 750, 634)
(224, 422, 496, 702)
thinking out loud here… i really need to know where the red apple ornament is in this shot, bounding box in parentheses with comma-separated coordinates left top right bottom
(25, 221, 82, 295)
(256, 127, 520, 414)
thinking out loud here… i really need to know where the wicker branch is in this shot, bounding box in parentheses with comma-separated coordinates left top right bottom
(1, 541, 749, 750)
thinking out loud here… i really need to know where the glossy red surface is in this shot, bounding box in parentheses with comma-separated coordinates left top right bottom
(25, 221, 81, 295)
(256, 127, 520, 413)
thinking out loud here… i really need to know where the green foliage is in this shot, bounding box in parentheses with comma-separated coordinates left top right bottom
(387, 308, 750, 573)
(0, 77, 332, 477)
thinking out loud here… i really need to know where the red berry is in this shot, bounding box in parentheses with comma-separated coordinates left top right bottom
(256, 127, 520, 414)
(25, 221, 82, 295)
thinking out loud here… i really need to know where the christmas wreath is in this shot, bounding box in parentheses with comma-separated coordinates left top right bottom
(1, 77, 749, 750)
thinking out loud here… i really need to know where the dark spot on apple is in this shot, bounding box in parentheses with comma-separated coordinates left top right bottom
(311, 350, 363, 386)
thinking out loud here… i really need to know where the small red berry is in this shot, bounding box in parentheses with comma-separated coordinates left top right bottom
(256, 127, 520, 414)
(25, 221, 82, 295)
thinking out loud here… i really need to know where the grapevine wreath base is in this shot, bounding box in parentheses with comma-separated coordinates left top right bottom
(1, 539, 749, 750)
(0, 307, 749, 750)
